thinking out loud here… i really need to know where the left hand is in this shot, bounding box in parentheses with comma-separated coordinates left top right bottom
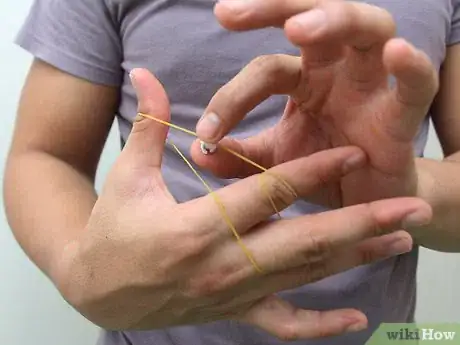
(192, 0, 439, 209)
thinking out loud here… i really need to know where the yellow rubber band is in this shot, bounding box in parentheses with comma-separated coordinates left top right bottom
(170, 141, 263, 273)
(137, 112, 297, 273)
(258, 174, 282, 220)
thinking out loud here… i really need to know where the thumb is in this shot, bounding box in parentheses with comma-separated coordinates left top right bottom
(122, 68, 171, 169)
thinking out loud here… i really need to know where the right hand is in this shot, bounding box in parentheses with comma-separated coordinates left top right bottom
(56, 68, 432, 341)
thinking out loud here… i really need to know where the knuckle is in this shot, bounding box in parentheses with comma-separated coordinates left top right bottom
(248, 54, 288, 86)
(209, 88, 234, 126)
(378, 7, 397, 36)
(309, 258, 331, 282)
(314, 311, 326, 333)
(182, 232, 212, 256)
(131, 113, 153, 134)
(303, 229, 332, 264)
(184, 276, 221, 299)
(250, 54, 280, 70)
(358, 247, 379, 266)
(212, 84, 236, 111)
(314, 313, 339, 339)
(168, 234, 212, 267)
(361, 203, 385, 237)
(312, 162, 337, 187)
(308, 310, 329, 338)
(260, 172, 297, 212)
(175, 211, 217, 251)
(184, 265, 243, 298)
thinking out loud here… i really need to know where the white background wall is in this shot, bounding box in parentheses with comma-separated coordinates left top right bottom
(0, 2, 459, 345)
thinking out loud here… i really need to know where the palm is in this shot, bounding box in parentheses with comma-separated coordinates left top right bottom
(268, 63, 417, 207)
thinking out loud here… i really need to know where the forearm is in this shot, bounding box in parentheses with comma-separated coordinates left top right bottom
(414, 152, 460, 252)
(3, 150, 98, 283)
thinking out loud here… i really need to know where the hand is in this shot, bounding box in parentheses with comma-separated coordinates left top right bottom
(193, 0, 439, 209)
(56, 69, 432, 340)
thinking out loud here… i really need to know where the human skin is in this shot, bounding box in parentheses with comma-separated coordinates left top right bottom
(194, 0, 460, 252)
(3, 59, 431, 340)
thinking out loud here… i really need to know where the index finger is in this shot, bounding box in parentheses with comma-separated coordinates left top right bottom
(195, 54, 300, 144)
(244, 196, 431, 273)
(214, 0, 319, 31)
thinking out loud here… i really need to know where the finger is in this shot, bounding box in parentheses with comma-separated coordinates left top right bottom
(241, 295, 367, 341)
(195, 54, 300, 143)
(285, 2, 395, 50)
(190, 133, 343, 209)
(285, 2, 395, 83)
(241, 196, 431, 272)
(237, 231, 412, 310)
(190, 135, 271, 179)
(214, 0, 319, 31)
(340, 230, 413, 265)
(266, 230, 413, 290)
(212, 231, 411, 314)
(382, 38, 439, 141)
(187, 146, 367, 237)
(122, 68, 171, 169)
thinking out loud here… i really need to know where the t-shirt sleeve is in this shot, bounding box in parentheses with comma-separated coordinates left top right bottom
(448, 0, 460, 46)
(15, 0, 123, 86)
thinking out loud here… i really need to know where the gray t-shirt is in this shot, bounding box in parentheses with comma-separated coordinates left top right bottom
(15, 1, 460, 344)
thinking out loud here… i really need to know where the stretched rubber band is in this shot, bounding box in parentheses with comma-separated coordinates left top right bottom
(137, 112, 297, 273)
(169, 141, 263, 273)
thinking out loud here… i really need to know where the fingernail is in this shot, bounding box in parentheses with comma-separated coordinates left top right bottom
(134, 113, 145, 123)
(129, 69, 137, 82)
(402, 209, 431, 228)
(346, 322, 368, 333)
(200, 141, 217, 155)
(342, 152, 366, 174)
(292, 9, 327, 34)
(388, 238, 412, 256)
(196, 112, 221, 142)
(342, 315, 368, 333)
(217, 0, 249, 13)
(129, 69, 139, 91)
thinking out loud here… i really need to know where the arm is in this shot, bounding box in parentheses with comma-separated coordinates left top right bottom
(414, 43, 460, 252)
(4, 0, 123, 283)
(3, 58, 119, 283)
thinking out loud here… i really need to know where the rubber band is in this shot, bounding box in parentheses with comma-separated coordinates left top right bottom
(137, 112, 297, 273)
(258, 174, 282, 220)
(169, 141, 263, 273)
(138, 113, 267, 172)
